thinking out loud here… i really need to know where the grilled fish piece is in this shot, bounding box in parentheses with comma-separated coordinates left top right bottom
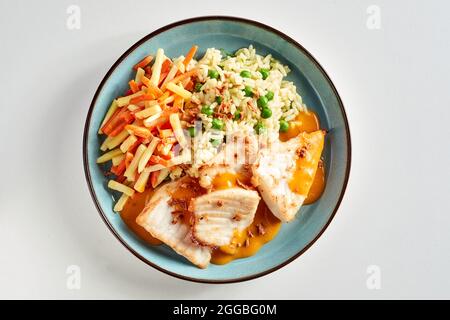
(252, 130, 325, 222)
(191, 188, 260, 246)
(198, 133, 258, 189)
(136, 179, 211, 268)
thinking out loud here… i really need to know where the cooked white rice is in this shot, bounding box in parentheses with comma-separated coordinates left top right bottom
(176, 45, 307, 176)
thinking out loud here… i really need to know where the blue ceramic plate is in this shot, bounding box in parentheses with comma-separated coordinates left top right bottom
(83, 16, 351, 283)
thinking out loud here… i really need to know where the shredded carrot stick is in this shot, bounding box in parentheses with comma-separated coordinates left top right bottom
(161, 59, 172, 74)
(110, 159, 126, 176)
(141, 76, 163, 97)
(162, 68, 198, 90)
(133, 55, 153, 70)
(184, 79, 194, 91)
(127, 139, 143, 154)
(158, 72, 169, 86)
(150, 171, 159, 188)
(144, 66, 152, 77)
(115, 175, 127, 183)
(125, 125, 150, 139)
(183, 45, 198, 67)
(173, 96, 184, 110)
(157, 91, 171, 103)
(129, 94, 155, 105)
(124, 152, 134, 169)
(102, 108, 135, 137)
(129, 80, 140, 93)
(149, 155, 170, 167)
(125, 124, 152, 139)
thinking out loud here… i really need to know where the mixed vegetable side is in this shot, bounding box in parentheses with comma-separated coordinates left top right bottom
(97, 46, 200, 211)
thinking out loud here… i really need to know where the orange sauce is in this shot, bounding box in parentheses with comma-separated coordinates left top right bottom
(211, 201, 281, 265)
(121, 189, 162, 245)
(279, 110, 320, 142)
(212, 172, 239, 190)
(170, 177, 206, 225)
(304, 161, 325, 204)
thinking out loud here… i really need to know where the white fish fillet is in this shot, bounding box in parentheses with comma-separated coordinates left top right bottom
(136, 180, 211, 268)
(198, 134, 258, 189)
(252, 130, 325, 222)
(191, 188, 260, 246)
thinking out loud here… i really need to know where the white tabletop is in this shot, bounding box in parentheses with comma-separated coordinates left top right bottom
(1, 0, 449, 299)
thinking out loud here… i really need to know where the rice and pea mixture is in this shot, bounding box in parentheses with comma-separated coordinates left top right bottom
(186, 45, 307, 173)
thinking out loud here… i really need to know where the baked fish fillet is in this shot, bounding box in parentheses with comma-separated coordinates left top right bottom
(136, 179, 211, 268)
(191, 188, 260, 246)
(252, 130, 325, 222)
(198, 133, 258, 189)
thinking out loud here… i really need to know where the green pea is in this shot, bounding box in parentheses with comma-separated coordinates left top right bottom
(254, 122, 266, 135)
(240, 70, 251, 78)
(259, 68, 270, 80)
(234, 109, 241, 120)
(188, 127, 196, 137)
(279, 119, 289, 132)
(201, 105, 213, 116)
(215, 96, 223, 104)
(244, 85, 253, 97)
(210, 139, 221, 147)
(211, 118, 224, 130)
(208, 69, 219, 79)
(265, 90, 274, 101)
(261, 107, 272, 119)
(194, 82, 203, 92)
(257, 96, 269, 109)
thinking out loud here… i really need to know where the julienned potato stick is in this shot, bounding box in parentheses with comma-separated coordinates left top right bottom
(135, 104, 162, 119)
(134, 68, 145, 84)
(151, 168, 170, 188)
(105, 129, 129, 149)
(107, 180, 135, 197)
(138, 137, 160, 173)
(143, 112, 163, 127)
(124, 144, 146, 181)
(162, 57, 183, 86)
(100, 135, 112, 151)
(169, 113, 187, 148)
(96, 148, 123, 164)
(149, 48, 164, 87)
(113, 193, 129, 212)
(111, 154, 125, 166)
(98, 100, 118, 134)
(166, 82, 192, 100)
(133, 167, 152, 193)
(120, 134, 138, 153)
(116, 91, 144, 107)
(161, 68, 198, 90)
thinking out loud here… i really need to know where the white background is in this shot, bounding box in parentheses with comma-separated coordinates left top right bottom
(1, 0, 449, 299)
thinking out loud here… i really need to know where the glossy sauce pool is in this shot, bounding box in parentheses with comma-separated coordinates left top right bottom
(120, 111, 326, 264)
(121, 189, 162, 246)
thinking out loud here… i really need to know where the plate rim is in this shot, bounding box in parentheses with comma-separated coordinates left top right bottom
(83, 15, 352, 284)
